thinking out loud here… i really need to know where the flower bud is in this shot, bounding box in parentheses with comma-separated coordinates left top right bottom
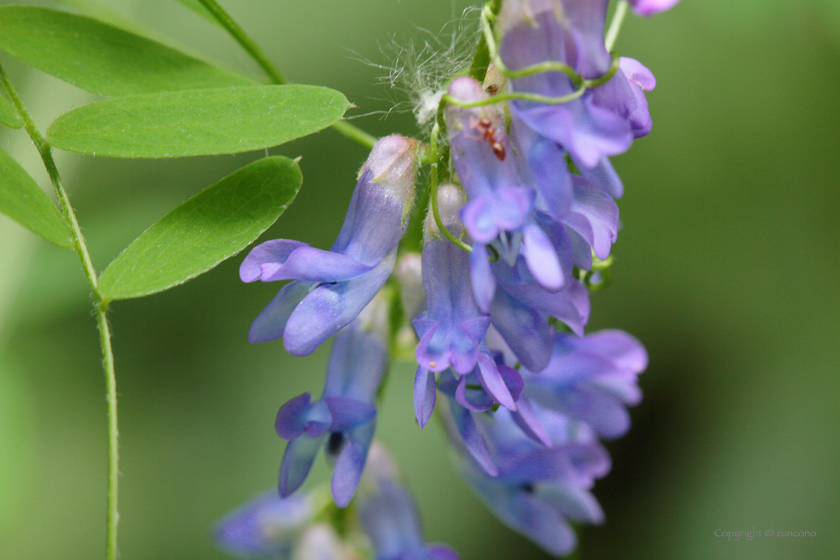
(359, 134, 420, 222)
(425, 183, 468, 241)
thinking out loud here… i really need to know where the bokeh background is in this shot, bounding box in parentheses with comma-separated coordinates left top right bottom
(1, 0, 839, 559)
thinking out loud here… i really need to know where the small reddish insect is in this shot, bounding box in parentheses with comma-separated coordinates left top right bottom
(470, 115, 506, 161)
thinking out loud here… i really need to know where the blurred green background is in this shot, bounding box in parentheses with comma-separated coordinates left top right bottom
(1, 0, 839, 559)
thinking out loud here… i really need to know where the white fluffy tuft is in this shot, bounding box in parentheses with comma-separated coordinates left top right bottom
(353, 7, 481, 131)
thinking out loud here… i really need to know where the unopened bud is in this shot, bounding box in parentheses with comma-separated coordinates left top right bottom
(359, 134, 420, 222)
(482, 63, 508, 96)
(424, 183, 468, 241)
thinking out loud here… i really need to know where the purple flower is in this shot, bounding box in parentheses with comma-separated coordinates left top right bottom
(214, 491, 312, 558)
(499, 0, 656, 198)
(509, 125, 620, 276)
(413, 185, 491, 377)
(358, 443, 460, 560)
(443, 84, 571, 305)
(241, 135, 418, 356)
(589, 56, 657, 140)
(444, 78, 569, 295)
(489, 260, 591, 373)
(433, 354, 527, 475)
(275, 298, 389, 508)
(629, 0, 681, 17)
(521, 330, 647, 438)
(445, 78, 532, 244)
(413, 185, 492, 427)
(499, 0, 632, 169)
(444, 401, 611, 557)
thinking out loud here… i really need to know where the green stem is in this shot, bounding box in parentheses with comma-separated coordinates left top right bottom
(196, 0, 286, 85)
(0, 64, 119, 560)
(97, 302, 119, 560)
(605, 0, 629, 52)
(479, 6, 582, 84)
(331, 120, 378, 150)
(428, 124, 472, 253)
(442, 86, 586, 109)
(196, 0, 378, 151)
(475, 3, 619, 102)
(467, 0, 503, 81)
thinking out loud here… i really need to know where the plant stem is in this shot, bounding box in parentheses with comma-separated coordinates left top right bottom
(0, 63, 120, 560)
(96, 301, 119, 560)
(196, 0, 286, 85)
(605, 0, 629, 51)
(467, 0, 503, 81)
(331, 120, 378, 150)
(196, 0, 378, 151)
(428, 124, 472, 253)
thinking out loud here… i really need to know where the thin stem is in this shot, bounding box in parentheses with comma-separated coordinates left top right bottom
(0, 63, 119, 560)
(477, 4, 619, 97)
(331, 120, 378, 150)
(196, 0, 379, 151)
(196, 0, 286, 85)
(428, 125, 472, 253)
(467, 0, 504, 81)
(97, 302, 119, 560)
(605, 0, 630, 51)
(479, 6, 581, 84)
(442, 86, 586, 109)
(0, 67, 98, 289)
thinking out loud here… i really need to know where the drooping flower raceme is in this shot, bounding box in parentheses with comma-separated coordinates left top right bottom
(275, 295, 390, 508)
(229, 0, 674, 557)
(241, 135, 418, 356)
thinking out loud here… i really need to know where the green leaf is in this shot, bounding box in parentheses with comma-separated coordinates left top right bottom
(172, 0, 223, 27)
(0, 6, 251, 97)
(0, 95, 22, 129)
(0, 149, 72, 248)
(97, 156, 302, 301)
(47, 85, 350, 158)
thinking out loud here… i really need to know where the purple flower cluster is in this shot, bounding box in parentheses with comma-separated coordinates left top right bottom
(229, 0, 677, 556)
(442, 329, 646, 555)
